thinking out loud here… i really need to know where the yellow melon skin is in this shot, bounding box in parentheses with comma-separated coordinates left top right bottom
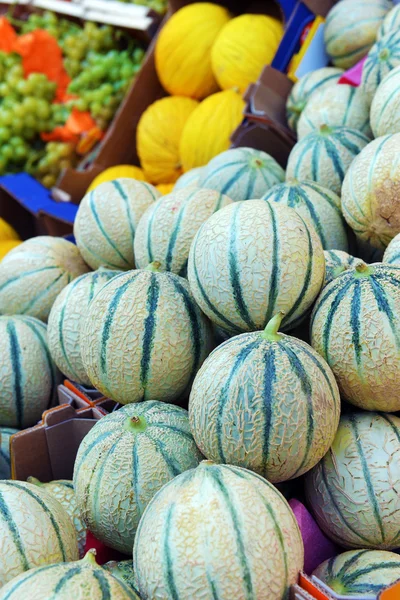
(137, 97, 199, 184)
(383, 231, 400, 265)
(87, 165, 146, 193)
(179, 89, 245, 172)
(0, 480, 78, 588)
(211, 14, 283, 94)
(134, 462, 304, 600)
(341, 134, 400, 250)
(370, 65, 400, 137)
(156, 183, 175, 195)
(155, 3, 230, 99)
(0, 218, 19, 242)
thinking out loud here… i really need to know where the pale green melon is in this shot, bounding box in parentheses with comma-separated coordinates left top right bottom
(286, 67, 344, 132)
(305, 412, 400, 549)
(383, 231, 400, 265)
(173, 166, 203, 190)
(103, 561, 140, 595)
(74, 178, 161, 271)
(311, 263, 400, 412)
(378, 4, 400, 38)
(80, 266, 212, 404)
(313, 549, 400, 596)
(73, 401, 203, 554)
(324, 0, 391, 69)
(0, 550, 139, 599)
(297, 84, 371, 139)
(188, 200, 325, 334)
(0, 236, 90, 322)
(47, 269, 120, 387)
(261, 180, 348, 251)
(323, 250, 359, 286)
(134, 187, 232, 275)
(0, 316, 60, 428)
(189, 312, 340, 482)
(361, 29, 400, 103)
(341, 133, 400, 250)
(0, 480, 78, 588)
(0, 428, 18, 480)
(134, 461, 304, 600)
(370, 65, 400, 137)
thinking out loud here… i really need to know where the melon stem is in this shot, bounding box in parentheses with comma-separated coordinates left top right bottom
(27, 476, 43, 487)
(261, 311, 285, 341)
(145, 261, 162, 273)
(124, 415, 148, 433)
(82, 549, 98, 565)
(354, 262, 372, 278)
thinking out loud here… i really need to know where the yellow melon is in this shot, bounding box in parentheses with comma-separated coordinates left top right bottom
(179, 89, 245, 172)
(0, 218, 19, 242)
(0, 240, 22, 261)
(155, 3, 231, 99)
(156, 183, 175, 195)
(211, 14, 283, 94)
(137, 96, 198, 184)
(87, 165, 146, 192)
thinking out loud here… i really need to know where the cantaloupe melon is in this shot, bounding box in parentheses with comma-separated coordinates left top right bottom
(0, 428, 18, 479)
(313, 549, 400, 596)
(0, 549, 139, 599)
(173, 166, 203, 191)
(0, 316, 60, 428)
(261, 180, 348, 251)
(297, 84, 371, 139)
(80, 266, 212, 404)
(305, 412, 400, 549)
(311, 263, 400, 412)
(286, 125, 370, 196)
(103, 561, 139, 595)
(87, 165, 146, 193)
(323, 250, 359, 286)
(370, 65, 400, 137)
(187, 200, 325, 334)
(378, 4, 400, 38)
(0, 237, 90, 322)
(134, 461, 304, 600)
(198, 147, 285, 201)
(361, 29, 400, 103)
(74, 179, 160, 271)
(189, 312, 340, 483)
(134, 187, 232, 276)
(47, 269, 120, 387)
(286, 67, 344, 132)
(0, 480, 78, 588)
(383, 231, 400, 265)
(324, 0, 391, 69)
(341, 133, 400, 250)
(27, 478, 86, 558)
(74, 401, 203, 553)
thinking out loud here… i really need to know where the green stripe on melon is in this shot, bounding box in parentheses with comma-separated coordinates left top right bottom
(0, 316, 60, 428)
(73, 401, 203, 554)
(323, 250, 359, 286)
(361, 29, 400, 103)
(0, 236, 90, 322)
(188, 200, 325, 335)
(197, 147, 285, 201)
(370, 65, 400, 137)
(341, 133, 400, 250)
(134, 187, 232, 276)
(173, 167, 203, 191)
(47, 269, 120, 387)
(261, 180, 348, 251)
(103, 561, 140, 596)
(383, 232, 400, 265)
(324, 0, 391, 69)
(305, 412, 400, 549)
(286, 125, 369, 196)
(378, 4, 400, 38)
(189, 312, 340, 483)
(286, 67, 344, 132)
(311, 263, 400, 411)
(0, 550, 139, 599)
(134, 462, 304, 600)
(313, 549, 400, 596)
(0, 428, 18, 480)
(0, 480, 78, 588)
(74, 179, 161, 271)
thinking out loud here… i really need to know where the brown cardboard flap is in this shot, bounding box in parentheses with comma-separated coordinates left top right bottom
(45, 418, 98, 480)
(303, 0, 336, 17)
(231, 120, 294, 168)
(249, 66, 294, 130)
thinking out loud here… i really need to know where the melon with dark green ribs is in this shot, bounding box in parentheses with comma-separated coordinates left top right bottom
(0, 428, 18, 479)
(0, 550, 139, 599)
(74, 179, 161, 271)
(305, 412, 400, 549)
(370, 65, 400, 137)
(341, 133, 400, 250)
(73, 401, 203, 554)
(383, 231, 400, 265)
(188, 200, 325, 335)
(80, 264, 212, 404)
(173, 166, 203, 190)
(197, 147, 285, 201)
(47, 269, 121, 387)
(361, 29, 400, 103)
(378, 3, 400, 38)
(311, 262, 400, 412)
(189, 312, 340, 483)
(323, 250, 359, 286)
(134, 187, 232, 276)
(0, 480, 78, 588)
(27, 477, 86, 558)
(261, 180, 348, 251)
(103, 561, 140, 596)
(313, 550, 400, 597)
(286, 125, 369, 196)
(324, 0, 391, 69)
(286, 67, 343, 132)
(0, 316, 60, 428)
(0, 236, 90, 322)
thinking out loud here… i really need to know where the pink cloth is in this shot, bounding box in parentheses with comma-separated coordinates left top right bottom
(338, 57, 367, 87)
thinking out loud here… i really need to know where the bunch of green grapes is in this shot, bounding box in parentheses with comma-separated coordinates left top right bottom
(62, 22, 115, 78)
(20, 11, 81, 41)
(28, 142, 77, 188)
